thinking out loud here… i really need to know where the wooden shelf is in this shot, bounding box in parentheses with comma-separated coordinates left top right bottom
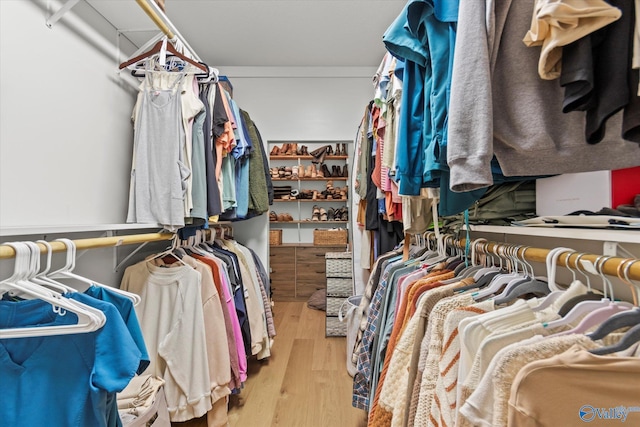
(272, 177, 348, 181)
(270, 155, 348, 160)
(273, 199, 348, 202)
(270, 220, 348, 224)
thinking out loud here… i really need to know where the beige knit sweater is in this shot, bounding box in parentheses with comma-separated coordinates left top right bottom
(413, 293, 480, 427)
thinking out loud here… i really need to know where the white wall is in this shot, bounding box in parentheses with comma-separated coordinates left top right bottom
(0, 0, 138, 227)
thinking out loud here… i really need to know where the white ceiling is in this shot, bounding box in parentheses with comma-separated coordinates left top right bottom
(86, 0, 406, 68)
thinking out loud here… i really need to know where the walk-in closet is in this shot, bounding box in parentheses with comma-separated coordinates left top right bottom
(1, 1, 639, 426)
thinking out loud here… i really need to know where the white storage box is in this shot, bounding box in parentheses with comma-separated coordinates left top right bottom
(536, 167, 640, 216)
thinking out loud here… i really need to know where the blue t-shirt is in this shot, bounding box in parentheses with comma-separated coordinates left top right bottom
(0, 296, 141, 427)
(84, 285, 149, 374)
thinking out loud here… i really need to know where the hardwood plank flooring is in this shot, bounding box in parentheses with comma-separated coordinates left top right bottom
(173, 301, 367, 427)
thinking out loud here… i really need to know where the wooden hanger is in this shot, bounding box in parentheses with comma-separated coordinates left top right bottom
(119, 40, 208, 74)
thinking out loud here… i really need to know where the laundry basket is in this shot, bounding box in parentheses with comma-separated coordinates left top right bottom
(339, 294, 362, 377)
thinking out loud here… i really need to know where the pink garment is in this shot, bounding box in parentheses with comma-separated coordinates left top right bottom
(210, 256, 248, 383)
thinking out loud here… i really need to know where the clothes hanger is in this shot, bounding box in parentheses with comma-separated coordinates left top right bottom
(532, 248, 577, 312)
(27, 240, 77, 294)
(0, 242, 106, 339)
(555, 252, 605, 316)
(119, 38, 208, 74)
(48, 239, 141, 306)
(147, 233, 188, 267)
(492, 247, 551, 305)
(587, 259, 640, 341)
(590, 323, 640, 355)
(549, 256, 633, 337)
(472, 245, 527, 301)
(471, 241, 504, 281)
(543, 255, 621, 330)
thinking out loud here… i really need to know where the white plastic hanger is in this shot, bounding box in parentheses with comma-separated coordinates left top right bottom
(544, 256, 631, 331)
(29, 240, 77, 294)
(550, 256, 633, 336)
(146, 233, 188, 267)
(586, 259, 640, 340)
(48, 238, 141, 306)
(532, 247, 577, 312)
(0, 242, 106, 339)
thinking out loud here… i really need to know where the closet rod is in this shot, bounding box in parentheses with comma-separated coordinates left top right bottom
(135, 0, 204, 64)
(135, 0, 174, 39)
(0, 232, 172, 259)
(446, 237, 640, 281)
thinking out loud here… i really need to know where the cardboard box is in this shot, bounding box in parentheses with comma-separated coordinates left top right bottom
(536, 166, 640, 216)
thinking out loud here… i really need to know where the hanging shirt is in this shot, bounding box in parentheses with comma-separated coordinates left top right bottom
(0, 297, 140, 427)
(127, 73, 188, 231)
(121, 260, 212, 422)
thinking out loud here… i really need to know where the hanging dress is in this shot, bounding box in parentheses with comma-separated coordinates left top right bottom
(127, 72, 188, 231)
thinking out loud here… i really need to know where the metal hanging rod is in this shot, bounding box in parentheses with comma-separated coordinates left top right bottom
(0, 232, 172, 259)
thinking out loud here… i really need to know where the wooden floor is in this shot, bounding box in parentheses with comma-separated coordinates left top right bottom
(174, 301, 368, 427)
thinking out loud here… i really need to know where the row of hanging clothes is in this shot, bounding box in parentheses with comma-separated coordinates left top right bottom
(0, 227, 274, 427)
(121, 37, 273, 232)
(119, 226, 275, 426)
(350, 235, 640, 427)
(352, 0, 640, 265)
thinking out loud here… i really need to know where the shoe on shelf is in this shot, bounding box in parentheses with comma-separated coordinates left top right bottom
(270, 146, 280, 156)
(321, 163, 332, 178)
(320, 207, 328, 221)
(342, 164, 348, 177)
(301, 145, 309, 155)
(328, 207, 335, 221)
(284, 143, 297, 155)
(310, 146, 328, 164)
(292, 166, 299, 179)
(282, 213, 294, 221)
(312, 205, 321, 221)
(269, 211, 277, 221)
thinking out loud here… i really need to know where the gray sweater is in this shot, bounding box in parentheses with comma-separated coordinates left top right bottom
(447, 0, 640, 192)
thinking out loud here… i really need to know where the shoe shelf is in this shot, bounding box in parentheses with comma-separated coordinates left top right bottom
(270, 220, 348, 224)
(270, 155, 348, 160)
(272, 177, 348, 181)
(269, 140, 351, 245)
(273, 199, 348, 202)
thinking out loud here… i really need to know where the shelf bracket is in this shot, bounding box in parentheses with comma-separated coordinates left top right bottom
(603, 241, 639, 259)
(46, 0, 82, 29)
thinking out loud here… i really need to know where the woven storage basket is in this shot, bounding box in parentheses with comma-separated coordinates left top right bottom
(325, 253, 352, 277)
(327, 278, 353, 297)
(269, 229, 282, 245)
(314, 228, 348, 246)
(326, 316, 347, 337)
(326, 296, 348, 316)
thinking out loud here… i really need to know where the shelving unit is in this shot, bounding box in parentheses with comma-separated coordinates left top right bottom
(269, 140, 351, 245)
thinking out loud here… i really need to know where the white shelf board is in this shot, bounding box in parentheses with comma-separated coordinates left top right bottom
(0, 223, 164, 237)
(467, 225, 640, 244)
